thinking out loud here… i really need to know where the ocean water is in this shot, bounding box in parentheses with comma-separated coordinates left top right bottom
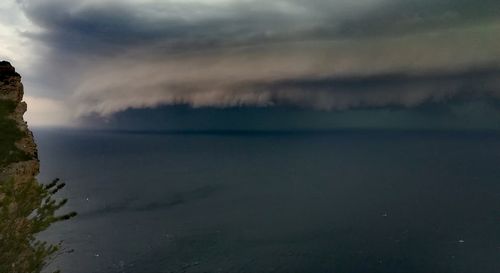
(34, 129, 500, 273)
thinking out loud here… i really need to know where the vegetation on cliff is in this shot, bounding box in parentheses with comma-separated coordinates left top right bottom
(1, 61, 75, 273)
(0, 178, 77, 273)
(0, 99, 31, 168)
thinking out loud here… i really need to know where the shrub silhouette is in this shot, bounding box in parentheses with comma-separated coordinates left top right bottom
(0, 178, 76, 273)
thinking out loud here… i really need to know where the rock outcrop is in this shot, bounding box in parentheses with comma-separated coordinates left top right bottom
(0, 61, 39, 182)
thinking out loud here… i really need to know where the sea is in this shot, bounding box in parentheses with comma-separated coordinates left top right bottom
(34, 129, 500, 273)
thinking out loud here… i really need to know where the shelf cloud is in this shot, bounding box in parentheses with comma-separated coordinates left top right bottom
(2, 0, 500, 124)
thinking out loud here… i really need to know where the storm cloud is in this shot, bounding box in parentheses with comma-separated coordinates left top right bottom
(2, 0, 500, 124)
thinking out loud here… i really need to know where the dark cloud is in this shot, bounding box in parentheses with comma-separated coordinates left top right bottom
(68, 49, 500, 115)
(256, 67, 500, 109)
(9, 0, 500, 125)
(21, 0, 500, 54)
(20, 0, 312, 55)
(334, 0, 500, 38)
(81, 100, 500, 131)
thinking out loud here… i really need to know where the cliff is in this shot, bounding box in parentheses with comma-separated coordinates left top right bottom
(0, 61, 39, 182)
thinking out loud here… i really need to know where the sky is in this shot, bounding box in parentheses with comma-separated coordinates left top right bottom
(1, 0, 500, 128)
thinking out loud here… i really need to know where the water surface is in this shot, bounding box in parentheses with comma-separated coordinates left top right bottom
(36, 129, 500, 272)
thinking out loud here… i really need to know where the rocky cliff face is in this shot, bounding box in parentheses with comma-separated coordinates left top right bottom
(0, 61, 39, 182)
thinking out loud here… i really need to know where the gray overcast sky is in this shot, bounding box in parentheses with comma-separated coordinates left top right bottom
(1, 0, 500, 127)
